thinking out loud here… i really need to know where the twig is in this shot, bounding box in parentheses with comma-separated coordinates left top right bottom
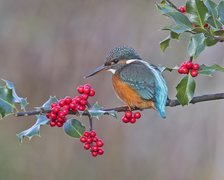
(16, 93, 224, 117)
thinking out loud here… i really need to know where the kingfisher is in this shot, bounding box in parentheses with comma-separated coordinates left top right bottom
(85, 46, 168, 118)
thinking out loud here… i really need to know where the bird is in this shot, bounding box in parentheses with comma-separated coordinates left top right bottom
(85, 46, 168, 118)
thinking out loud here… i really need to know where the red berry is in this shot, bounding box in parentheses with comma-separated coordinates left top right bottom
(52, 106, 60, 114)
(81, 94, 89, 100)
(63, 105, 70, 110)
(179, 6, 186, 13)
(192, 63, 200, 70)
(77, 86, 84, 94)
(90, 130, 96, 137)
(92, 151, 98, 157)
(84, 143, 91, 150)
(77, 105, 85, 111)
(186, 62, 193, 69)
(56, 121, 63, 127)
(79, 99, 87, 106)
(46, 113, 51, 119)
(58, 111, 65, 118)
(178, 67, 184, 74)
(93, 137, 98, 142)
(58, 117, 66, 123)
(59, 99, 66, 107)
(122, 116, 130, 123)
(69, 103, 76, 109)
(125, 111, 132, 118)
(80, 136, 86, 143)
(65, 97, 72, 104)
(51, 102, 58, 108)
(204, 23, 209, 28)
(89, 89, 95, 96)
(50, 121, 56, 127)
(84, 87, 90, 94)
(50, 113, 57, 120)
(84, 84, 91, 89)
(134, 112, 141, 119)
(96, 140, 104, 147)
(190, 69, 198, 77)
(182, 67, 189, 74)
(83, 131, 90, 137)
(98, 148, 104, 155)
(86, 137, 93, 144)
(91, 145, 99, 152)
(130, 118, 136, 124)
(62, 109, 69, 115)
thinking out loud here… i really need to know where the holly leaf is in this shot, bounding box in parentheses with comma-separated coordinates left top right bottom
(163, 25, 190, 33)
(199, 64, 224, 76)
(176, 75, 196, 105)
(186, 0, 208, 27)
(160, 37, 170, 52)
(205, 37, 218, 46)
(170, 31, 180, 39)
(156, 2, 192, 29)
(63, 118, 85, 138)
(217, 1, 224, 23)
(42, 96, 58, 108)
(205, 0, 220, 29)
(0, 79, 28, 119)
(188, 33, 206, 59)
(17, 115, 49, 143)
(88, 102, 117, 119)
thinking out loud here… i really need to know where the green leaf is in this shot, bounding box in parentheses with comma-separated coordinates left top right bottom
(170, 31, 180, 39)
(176, 75, 196, 105)
(163, 25, 190, 33)
(156, 2, 192, 29)
(42, 96, 58, 108)
(213, 29, 224, 36)
(166, 12, 192, 29)
(88, 102, 117, 119)
(207, 16, 223, 29)
(205, 37, 218, 46)
(198, 64, 224, 76)
(160, 37, 170, 52)
(217, 1, 224, 23)
(187, 33, 206, 58)
(17, 115, 49, 143)
(63, 119, 85, 138)
(0, 79, 28, 119)
(186, 0, 208, 27)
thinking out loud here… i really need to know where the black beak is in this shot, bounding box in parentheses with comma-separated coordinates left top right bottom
(84, 65, 110, 78)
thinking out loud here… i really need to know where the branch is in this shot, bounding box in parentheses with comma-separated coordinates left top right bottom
(16, 93, 224, 117)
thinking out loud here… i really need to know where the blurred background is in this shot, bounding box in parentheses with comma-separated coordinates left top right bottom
(0, 0, 223, 179)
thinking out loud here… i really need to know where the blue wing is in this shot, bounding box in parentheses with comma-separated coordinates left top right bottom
(118, 61, 156, 100)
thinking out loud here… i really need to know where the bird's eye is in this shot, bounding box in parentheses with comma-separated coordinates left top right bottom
(113, 59, 119, 64)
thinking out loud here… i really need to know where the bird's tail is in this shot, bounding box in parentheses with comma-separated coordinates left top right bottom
(158, 109, 166, 119)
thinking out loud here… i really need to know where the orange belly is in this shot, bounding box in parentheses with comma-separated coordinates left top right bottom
(112, 74, 155, 109)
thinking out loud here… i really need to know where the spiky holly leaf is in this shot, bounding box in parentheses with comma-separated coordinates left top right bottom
(163, 25, 190, 34)
(17, 115, 49, 143)
(217, 1, 224, 23)
(160, 37, 170, 52)
(176, 75, 196, 105)
(42, 96, 58, 108)
(0, 79, 27, 119)
(63, 118, 85, 138)
(186, 0, 208, 27)
(198, 64, 224, 76)
(88, 102, 117, 119)
(188, 33, 206, 59)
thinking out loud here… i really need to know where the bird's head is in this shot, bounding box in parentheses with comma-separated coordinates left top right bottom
(85, 46, 141, 78)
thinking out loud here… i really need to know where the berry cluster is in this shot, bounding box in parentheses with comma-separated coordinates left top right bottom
(80, 130, 104, 157)
(178, 61, 200, 77)
(122, 111, 141, 124)
(46, 84, 95, 127)
(179, 6, 186, 13)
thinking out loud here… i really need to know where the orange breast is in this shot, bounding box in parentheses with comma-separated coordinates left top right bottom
(112, 74, 155, 109)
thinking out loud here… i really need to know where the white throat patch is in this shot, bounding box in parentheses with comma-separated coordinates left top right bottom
(126, 59, 138, 64)
(107, 69, 116, 74)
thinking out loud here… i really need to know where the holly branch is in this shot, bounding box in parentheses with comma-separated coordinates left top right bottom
(15, 92, 224, 117)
